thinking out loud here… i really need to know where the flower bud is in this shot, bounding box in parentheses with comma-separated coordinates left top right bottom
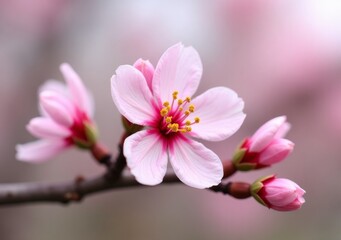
(251, 175, 305, 211)
(233, 116, 294, 171)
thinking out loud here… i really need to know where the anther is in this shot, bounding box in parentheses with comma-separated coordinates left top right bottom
(178, 99, 183, 105)
(166, 117, 172, 124)
(189, 105, 195, 113)
(170, 123, 179, 132)
(185, 97, 191, 102)
(160, 108, 168, 117)
(163, 101, 170, 107)
(194, 117, 200, 123)
(185, 120, 191, 126)
(185, 110, 190, 116)
(185, 126, 192, 132)
(172, 91, 179, 100)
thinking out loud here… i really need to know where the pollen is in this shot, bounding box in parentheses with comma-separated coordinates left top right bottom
(160, 108, 168, 117)
(166, 117, 172, 123)
(194, 117, 200, 123)
(177, 99, 183, 105)
(188, 105, 195, 112)
(185, 120, 191, 126)
(163, 101, 170, 107)
(172, 91, 179, 100)
(185, 110, 190, 116)
(185, 126, 192, 132)
(185, 97, 191, 102)
(170, 123, 179, 132)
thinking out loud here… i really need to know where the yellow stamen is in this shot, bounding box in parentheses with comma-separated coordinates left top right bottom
(160, 108, 168, 117)
(185, 97, 191, 102)
(194, 117, 200, 123)
(166, 117, 172, 124)
(172, 91, 179, 100)
(163, 101, 170, 107)
(188, 104, 195, 113)
(185, 120, 191, 126)
(185, 110, 190, 116)
(185, 126, 192, 132)
(170, 123, 179, 132)
(179, 107, 183, 111)
(177, 99, 183, 105)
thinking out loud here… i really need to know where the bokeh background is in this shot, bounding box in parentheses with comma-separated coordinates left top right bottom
(1, 0, 341, 239)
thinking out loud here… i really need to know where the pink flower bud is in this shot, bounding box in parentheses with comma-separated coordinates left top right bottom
(232, 116, 294, 170)
(133, 58, 154, 92)
(251, 175, 305, 211)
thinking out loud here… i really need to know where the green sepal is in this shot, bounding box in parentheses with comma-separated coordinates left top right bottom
(236, 163, 256, 171)
(250, 174, 275, 207)
(84, 121, 98, 146)
(121, 116, 143, 135)
(232, 148, 247, 165)
(73, 137, 92, 149)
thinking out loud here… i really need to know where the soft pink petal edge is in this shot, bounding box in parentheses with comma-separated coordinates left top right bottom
(152, 43, 203, 103)
(123, 130, 168, 186)
(250, 116, 287, 152)
(169, 137, 223, 189)
(111, 65, 156, 126)
(60, 63, 94, 117)
(16, 140, 69, 163)
(190, 87, 246, 141)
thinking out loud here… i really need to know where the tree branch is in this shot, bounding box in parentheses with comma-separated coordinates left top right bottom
(0, 140, 249, 206)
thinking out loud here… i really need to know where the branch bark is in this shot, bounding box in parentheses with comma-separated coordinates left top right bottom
(0, 142, 249, 206)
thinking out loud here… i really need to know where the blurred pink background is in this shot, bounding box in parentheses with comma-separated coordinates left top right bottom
(1, 0, 341, 239)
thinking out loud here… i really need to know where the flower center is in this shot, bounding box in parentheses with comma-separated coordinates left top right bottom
(159, 91, 200, 136)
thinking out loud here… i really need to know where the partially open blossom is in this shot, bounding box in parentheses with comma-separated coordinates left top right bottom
(233, 116, 294, 171)
(111, 43, 246, 189)
(16, 63, 97, 163)
(251, 175, 305, 211)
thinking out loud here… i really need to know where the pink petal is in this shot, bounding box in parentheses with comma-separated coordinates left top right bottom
(111, 65, 156, 126)
(258, 139, 294, 165)
(16, 140, 69, 163)
(124, 130, 168, 186)
(190, 87, 246, 141)
(38, 80, 69, 117)
(250, 116, 287, 152)
(133, 58, 155, 92)
(60, 63, 94, 117)
(152, 43, 202, 103)
(27, 117, 71, 139)
(275, 122, 291, 138)
(168, 137, 223, 189)
(40, 91, 75, 127)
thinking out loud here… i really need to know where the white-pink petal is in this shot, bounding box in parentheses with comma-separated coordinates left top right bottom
(26, 117, 71, 139)
(16, 140, 69, 163)
(40, 91, 74, 127)
(190, 87, 246, 141)
(250, 116, 287, 152)
(111, 65, 157, 126)
(152, 43, 203, 103)
(168, 137, 223, 189)
(60, 63, 93, 117)
(124, 130, 168, 186)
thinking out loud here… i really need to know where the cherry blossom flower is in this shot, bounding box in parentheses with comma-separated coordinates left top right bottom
(16, 63, 97, 163)
(233, 116, 294, 170)
(111, 43, 245, 189)
(251, 175, 305, 211)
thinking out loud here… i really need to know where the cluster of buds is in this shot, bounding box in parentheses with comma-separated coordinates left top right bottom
(230, 116, 305, 211)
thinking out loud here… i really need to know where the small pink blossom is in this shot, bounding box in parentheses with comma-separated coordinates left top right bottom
(233, 116, 294, 170)
(16, 63, 97, 163)
(111, 43, 246, 189)
(251, 175, 306, 211)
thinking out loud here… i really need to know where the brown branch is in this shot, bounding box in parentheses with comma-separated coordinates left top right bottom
(0, 141, 248, 206)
